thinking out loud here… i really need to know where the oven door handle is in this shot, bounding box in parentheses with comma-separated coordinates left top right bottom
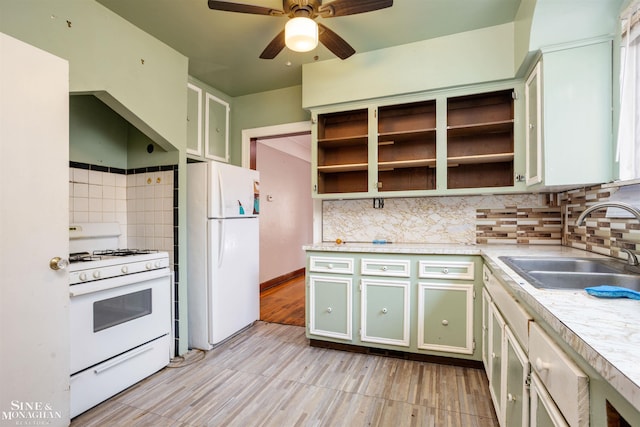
(93, 343, 156, 374)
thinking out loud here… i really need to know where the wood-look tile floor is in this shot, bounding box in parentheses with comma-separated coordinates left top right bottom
(71, 322, 498, 427)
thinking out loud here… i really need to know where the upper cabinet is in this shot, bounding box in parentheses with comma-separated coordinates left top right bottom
(525, 40, 613, 189)
(311, 83, 525, 199)
(186, 81, 230, 163)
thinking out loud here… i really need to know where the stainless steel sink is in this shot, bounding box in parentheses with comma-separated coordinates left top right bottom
(499, 256, 640, 291)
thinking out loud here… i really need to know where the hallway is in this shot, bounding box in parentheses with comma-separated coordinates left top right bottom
(260, 275, 305, 327)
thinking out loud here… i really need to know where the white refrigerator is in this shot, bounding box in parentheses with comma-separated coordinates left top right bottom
(187, 160, 260, 350)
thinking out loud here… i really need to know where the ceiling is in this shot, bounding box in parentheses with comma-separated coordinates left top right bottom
(96, 0, 522, 97)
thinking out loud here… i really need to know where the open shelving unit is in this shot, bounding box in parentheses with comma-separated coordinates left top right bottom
(377, 100, 437, 192)
(317, 109, 369, 194)
(446, 90, 514, 189)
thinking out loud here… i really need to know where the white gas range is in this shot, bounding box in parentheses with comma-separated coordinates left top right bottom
(68, 223, 172, 418)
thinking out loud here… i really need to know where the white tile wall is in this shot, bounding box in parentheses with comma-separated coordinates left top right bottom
(69, 167, 175, 265)
(126, 170, 175, 265)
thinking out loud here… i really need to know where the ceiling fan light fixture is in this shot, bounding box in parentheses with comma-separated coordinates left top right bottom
(285, 17, 318, 52)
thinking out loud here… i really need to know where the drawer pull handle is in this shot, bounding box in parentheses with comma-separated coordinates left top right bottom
(327, 264, 333, 269)
(381, 266, 388, 271)
(326, 307, 332, 313)
(381, 308, 388, 314)
(507, 393, 516, 402)
(441, 320, 449, 326)
(535, 357, 551, 371)
(442, 268, 449, 274)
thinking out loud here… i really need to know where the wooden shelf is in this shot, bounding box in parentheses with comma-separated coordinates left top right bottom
(447, 152, 514, 166)
(378, 128, 436, 143)
(378, 158, 436, 170)
(446, 120, 514, 137)
(318, 135, 368, 147)
(317, 163, 368, 173)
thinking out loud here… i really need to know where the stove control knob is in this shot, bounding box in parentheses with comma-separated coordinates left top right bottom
(145, 262, 152, 270)
(79, 273, 88, 282)
(121, 266, 129, 274)
(93, 271, 101, 279)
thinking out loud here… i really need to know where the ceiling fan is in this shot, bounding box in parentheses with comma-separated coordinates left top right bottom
(207, 0, 393, 60)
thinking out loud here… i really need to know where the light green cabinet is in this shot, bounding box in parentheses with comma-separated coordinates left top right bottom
(360, 279, 410, 346)
(525, 40, 613, 189)
(308, 275, 352, 340)
(488, 301, 506, 421)
(504, 326, 530, 427)
(305, 250, 482, 360)
(186, 82, 230, 162)
(311, 82, 526, 199)
(417, 282, 474, 354)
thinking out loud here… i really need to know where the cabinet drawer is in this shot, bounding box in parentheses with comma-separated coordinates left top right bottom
(483, 265, 532, 351)
(529, 323, 589, 427)
(361, 258, 410, 277)
(419, 260, 474, 280)
(309, 256, 354, 274)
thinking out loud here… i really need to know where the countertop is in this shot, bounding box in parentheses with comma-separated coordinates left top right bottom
(303, 242, 640, 411)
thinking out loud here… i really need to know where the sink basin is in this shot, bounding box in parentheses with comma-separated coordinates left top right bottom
(499, 256, 640, 291)
(527, 271, 640, 291)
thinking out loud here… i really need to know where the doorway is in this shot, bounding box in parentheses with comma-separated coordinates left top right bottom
(242, 122, 318, 327)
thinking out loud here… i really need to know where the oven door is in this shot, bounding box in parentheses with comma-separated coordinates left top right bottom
(70, 269, 171, 374)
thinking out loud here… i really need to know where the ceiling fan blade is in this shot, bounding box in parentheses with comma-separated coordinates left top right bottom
(259, 29, 286, 59)
(318, 0, 392, 17)
(207, 0, 284, 16)
(318, 23, 355, 59)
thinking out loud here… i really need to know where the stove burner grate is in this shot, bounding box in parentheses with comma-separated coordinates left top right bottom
(69, 252, 102, 263)
(93, 249, 159, 257)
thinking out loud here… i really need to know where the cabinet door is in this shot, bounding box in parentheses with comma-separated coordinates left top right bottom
(360, 279, 410, 347)
(525, 62, 542, 186)
(530, 373, 569, 427)
(417, 282, 474, 354)
(205, 92, 229, 162)
(504, 326, 530, 427)
(186, 83, 203, 157)
(315, 108, 370, 196)
(482, 288, 491, 375)
(308, 275, 352, 340)
(489, 302, 505, 424)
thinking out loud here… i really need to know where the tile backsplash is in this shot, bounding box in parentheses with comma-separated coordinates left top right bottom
(69, 163, 177, 266)
(323, 193, 546, 244)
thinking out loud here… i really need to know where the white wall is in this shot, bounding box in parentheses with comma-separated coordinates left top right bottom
(256, 143, 313, 283)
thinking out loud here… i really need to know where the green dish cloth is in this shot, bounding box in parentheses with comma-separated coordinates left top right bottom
(585, 285, 640, 300)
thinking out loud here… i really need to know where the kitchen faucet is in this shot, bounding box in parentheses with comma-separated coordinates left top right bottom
(575, 201, 640, 271)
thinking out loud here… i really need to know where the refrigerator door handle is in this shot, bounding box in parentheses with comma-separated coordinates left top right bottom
(217, 168, 225, 218)
(218, 219, 225, 268)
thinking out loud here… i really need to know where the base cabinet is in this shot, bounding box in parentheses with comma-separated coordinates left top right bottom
(360, 279, 410, 346)
(308, 275, 352, 340)
(505, 326, 530, 427)
(530, 373, 569, 427)
(305, 251, 481, 361)
(418, 282, 474, 354)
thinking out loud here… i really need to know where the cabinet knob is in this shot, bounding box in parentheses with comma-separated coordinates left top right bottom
(507, 393, 516, 402)
(441, 320, 449, 326)
(442, 268, 449, 274)
(381, 308, 388, 314)
(535, 357, 551, 371)
(491, 352, 497, 359)
(327, 263, 333, 269)
(381, 266, 388, 271)
(326, 307, 332, 313)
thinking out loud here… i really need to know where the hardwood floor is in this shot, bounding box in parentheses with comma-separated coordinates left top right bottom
(71, 322, 498, 426)
(260, 275, 305, 327)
